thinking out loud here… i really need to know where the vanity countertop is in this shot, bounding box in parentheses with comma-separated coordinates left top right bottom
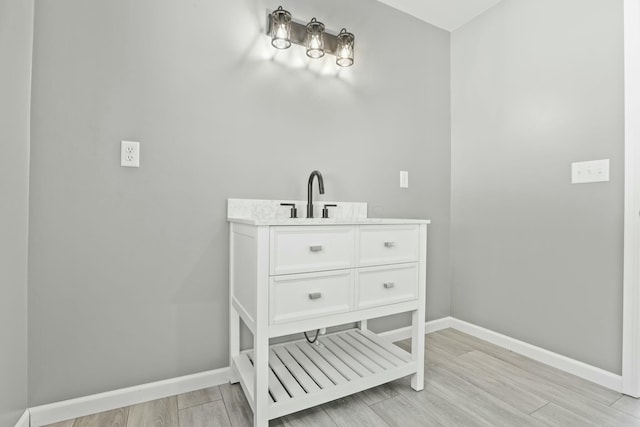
(227, 198, 430, 226)
(227, 217, 431, 226)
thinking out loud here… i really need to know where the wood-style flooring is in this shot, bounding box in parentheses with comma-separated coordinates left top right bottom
(45, 328, 640, 427)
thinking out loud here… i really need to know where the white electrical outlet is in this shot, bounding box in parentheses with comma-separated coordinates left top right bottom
(121, 140, 140, 168)
(571, 159, 609, 184)
(400, 171, 409, 188)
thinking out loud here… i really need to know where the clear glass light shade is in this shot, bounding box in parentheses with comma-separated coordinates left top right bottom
(270, 6, 292, 49)
(336, 29, 354, 67)
(305, 18, 325, 59)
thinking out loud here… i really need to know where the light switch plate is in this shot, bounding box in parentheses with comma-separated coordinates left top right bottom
(571, 159, 610, 184)
(400, 171, 409, 188)
(121, 140, 140, 168)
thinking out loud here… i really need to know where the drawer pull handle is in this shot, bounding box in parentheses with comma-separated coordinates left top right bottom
(308, 292, 322, 300)
(383, 282, 395, 289)
(384, 242, 396, 248)
(309, 245, 323, 252)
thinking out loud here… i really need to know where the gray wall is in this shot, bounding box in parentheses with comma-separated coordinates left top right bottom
(451, 0, 624, 373)
(0, 0, 33, 424)
(29, 0, 451, 404)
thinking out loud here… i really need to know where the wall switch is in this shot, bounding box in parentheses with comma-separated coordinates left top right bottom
(571, 159, 609, 184)
(121, 140, 140, 168)
(400, 171, 409, 188)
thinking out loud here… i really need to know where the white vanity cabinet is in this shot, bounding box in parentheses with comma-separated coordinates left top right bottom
(228, 215, 428, 427)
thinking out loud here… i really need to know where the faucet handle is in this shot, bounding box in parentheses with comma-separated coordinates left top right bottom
(322, 204, 337, 219)
(280, 203, 298, 219)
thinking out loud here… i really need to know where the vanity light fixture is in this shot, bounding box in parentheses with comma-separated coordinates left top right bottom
(266, 6, 355, 67)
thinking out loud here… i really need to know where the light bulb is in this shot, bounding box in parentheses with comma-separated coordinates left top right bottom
(275, 25, 288, 40)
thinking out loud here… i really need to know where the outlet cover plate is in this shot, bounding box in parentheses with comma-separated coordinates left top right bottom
(121, 140, 140, 168)
(571, 159, 610, 184)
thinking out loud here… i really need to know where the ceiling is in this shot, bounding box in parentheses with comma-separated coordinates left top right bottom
(376, 0, 504, 31)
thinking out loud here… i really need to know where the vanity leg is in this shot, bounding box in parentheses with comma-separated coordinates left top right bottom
(411, 223, 427, 391)
(229, 224, 240, 384)
(359, 319, 368, 331)
(410, 308, 425, 391)
(253, 331, 269, 427)
(229, 307, 240, 384)
(253, 226, 270, 427)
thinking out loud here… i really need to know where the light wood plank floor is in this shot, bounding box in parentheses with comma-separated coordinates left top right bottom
(45, 329, 640, 427)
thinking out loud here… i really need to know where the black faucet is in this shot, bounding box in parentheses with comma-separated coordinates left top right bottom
(307, 170, 325, 218)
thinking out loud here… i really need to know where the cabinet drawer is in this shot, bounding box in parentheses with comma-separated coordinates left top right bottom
(270, 270, 353, 324)
(358, 225, 419, 267)
(270, 226, 355, 275)
(357, 263, 419, 310)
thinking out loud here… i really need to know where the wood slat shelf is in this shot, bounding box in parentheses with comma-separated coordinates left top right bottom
(232, 328, 417, 420)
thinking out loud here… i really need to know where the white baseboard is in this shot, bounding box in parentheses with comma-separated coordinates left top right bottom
(14, 409, 29, 427)
(29, 367, 230, 427)
(449, 318, 623, 392)
(379, 316, 452, 342)
(383, 316, 621, 392)
(425, 316, 454, 334)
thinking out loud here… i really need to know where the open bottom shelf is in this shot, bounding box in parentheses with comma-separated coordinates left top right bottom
(233, 328, 418, 420)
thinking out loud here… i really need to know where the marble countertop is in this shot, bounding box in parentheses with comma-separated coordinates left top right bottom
(228, 217, 430, 226)
(227, 198, 430, 226)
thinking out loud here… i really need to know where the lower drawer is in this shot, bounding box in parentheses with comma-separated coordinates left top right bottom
(270, 270, 353, 324)
(356, 263, 419, 310)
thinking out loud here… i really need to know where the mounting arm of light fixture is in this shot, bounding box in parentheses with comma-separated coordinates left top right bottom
(267, 6, 355, 67)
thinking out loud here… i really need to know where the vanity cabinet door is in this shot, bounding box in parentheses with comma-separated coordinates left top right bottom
(270, 270, 354, 324)
(358, 225, 419, 267)
(270, 226, 355, 275)
(356, 263, 419, 310)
